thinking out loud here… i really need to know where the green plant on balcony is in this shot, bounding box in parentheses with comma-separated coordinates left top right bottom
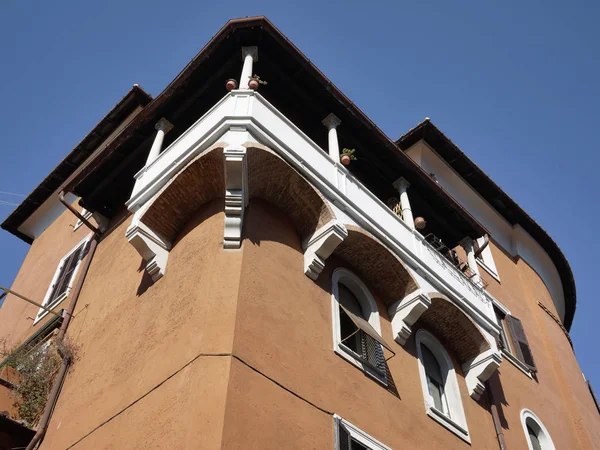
(0, 338, 78, 428)
(341, 148, 356, 166)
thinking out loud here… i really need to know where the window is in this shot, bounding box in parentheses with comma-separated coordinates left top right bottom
(416, 329, 470, 443)
(493, 303, 537, 374)
(473, 236, 500, 280)
(521, 409, 556, 450)
(34, 236, 90, 324)
(334, 415, 390, 450)
(331, 268, 394, 384)
(73, 208, 93, 231)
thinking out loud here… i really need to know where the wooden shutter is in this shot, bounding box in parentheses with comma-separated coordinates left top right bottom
(506, 315, 537, 372)
(47, 244, 85, 306)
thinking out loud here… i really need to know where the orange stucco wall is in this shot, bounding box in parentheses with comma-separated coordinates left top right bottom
(0, 196, 598, 449)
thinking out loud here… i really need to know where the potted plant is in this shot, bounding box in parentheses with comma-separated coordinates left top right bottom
(248, 74, 268, 90)
(226, 78, 238, 91)
(340, 148, 356, 166)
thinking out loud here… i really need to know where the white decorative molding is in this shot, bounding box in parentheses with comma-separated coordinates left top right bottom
(125, 221, 171, 282)
(388, 289, 431, 345)
(462, 349, 503, 400)
(223, 146, 248, 249)
(303, 220, 347, 280)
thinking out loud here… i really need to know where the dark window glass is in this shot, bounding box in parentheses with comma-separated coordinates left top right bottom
(421, 343, 449, 416)
(527, 424, 542, 450)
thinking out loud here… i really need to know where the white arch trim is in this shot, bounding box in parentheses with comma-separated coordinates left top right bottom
(415, 329, 470, 443)
(521, 409, 556, 450)
(331, 267, 386, 384)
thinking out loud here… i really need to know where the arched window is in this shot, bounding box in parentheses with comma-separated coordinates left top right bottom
(415, 329, 470, 443)
(331, 268, 394, 384)
(521, 409, 555, 450)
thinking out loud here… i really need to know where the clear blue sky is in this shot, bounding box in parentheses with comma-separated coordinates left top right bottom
(1, 0, 598, 387)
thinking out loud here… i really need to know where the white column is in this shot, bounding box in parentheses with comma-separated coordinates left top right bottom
(239, 46, 258, 90)
(461, 237, 481, 285)
(146, 118, 173, 166)
(393, 177, 414, 230)
(321, 113, 342, 162)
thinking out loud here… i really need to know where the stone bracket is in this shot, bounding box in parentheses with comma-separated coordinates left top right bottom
(303, 220, 348, 280)
(223, 146, 248, 249)
(389, 289, 432, 345)
(125, 221, 172, 282)
(462, 349, 503, 400)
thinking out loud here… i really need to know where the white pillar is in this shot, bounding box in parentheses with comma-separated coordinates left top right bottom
(393, 177, 414, 230)
(322, 113, 342, 162)
(146, 118, 173, 166)
(239, 46, 258, 89)
(461, 237, 481, 285)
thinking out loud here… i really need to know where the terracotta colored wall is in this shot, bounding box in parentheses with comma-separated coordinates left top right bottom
(1, 195, 599, 449)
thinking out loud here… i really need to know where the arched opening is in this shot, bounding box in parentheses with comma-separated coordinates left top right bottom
(521, 409, 556, 450)
(331, 268, 394, 383)
(416, 329, 470, 443)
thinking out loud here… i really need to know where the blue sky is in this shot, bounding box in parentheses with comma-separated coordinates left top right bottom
(0, 0, 598, 390)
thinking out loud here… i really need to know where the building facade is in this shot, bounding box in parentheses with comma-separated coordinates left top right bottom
(0, 16, 599, 450)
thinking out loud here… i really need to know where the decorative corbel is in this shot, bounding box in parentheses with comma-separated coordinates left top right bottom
(223, 146, 248, 249)
(388, 289, 431, 345)
(462, 349, 503, 400)
(125, 221, 171, 282)
(303, 220, 347, 280)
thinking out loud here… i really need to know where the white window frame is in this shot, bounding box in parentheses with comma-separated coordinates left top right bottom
(73, 208, 93, 231)
(475, 236, 501, 282)
(521, 409, 556, 450)
(331, 267, 386, 384)
(34, 234, 91, 324)
(416, 329, 470, 443)
(334, 415, 391, 450)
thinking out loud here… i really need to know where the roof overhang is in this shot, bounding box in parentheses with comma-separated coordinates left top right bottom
(0, 86, 152, 242)
(396, 119, 576, 330)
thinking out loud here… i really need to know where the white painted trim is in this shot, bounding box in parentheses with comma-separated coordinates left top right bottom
(388, 289, 431, 345)
(34, 233, 92, 324)
(126, 91, 500, 336)
(331, 268, 387, 384)
(503, 350, 533, 378)
(415, 329, 470, 443)
(521, 409, 556, 450)
(303, 220, 347, 280)
(477, 258, 501, 283)
(334, 415, 391, 450)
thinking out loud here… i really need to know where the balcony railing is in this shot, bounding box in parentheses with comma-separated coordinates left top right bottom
(127, 90, 498, 333)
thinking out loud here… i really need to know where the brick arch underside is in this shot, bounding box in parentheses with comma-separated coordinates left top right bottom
(140, 145, 335, 244)
(333, 225, 419, 306)
(246, 146, 334, 242)
(417, 294, 491, 364)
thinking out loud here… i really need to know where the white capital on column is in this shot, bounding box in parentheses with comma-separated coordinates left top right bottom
(240, 46, 258, 90)
(393, 177, 415, 230)
(461, 237, 481, 285)
(322, 113, 342, 163)
(147, 118, 173, 166)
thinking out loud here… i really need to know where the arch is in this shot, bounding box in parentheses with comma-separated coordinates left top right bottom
(416, 329, 470, 443)
(245, 145, 335, 242)
(333, 225, 419, 305)
(417, 293, 491, 364)
(331, 267, 388, 382)
(140, 146, 225, 242)
(139, 143, 335, 246)
(521, 409, 556, 450)
(332, 268, 381, 333)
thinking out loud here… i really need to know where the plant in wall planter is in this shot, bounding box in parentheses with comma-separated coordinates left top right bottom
(248, 75, 268, 90)
(340, 148, 356, 166)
